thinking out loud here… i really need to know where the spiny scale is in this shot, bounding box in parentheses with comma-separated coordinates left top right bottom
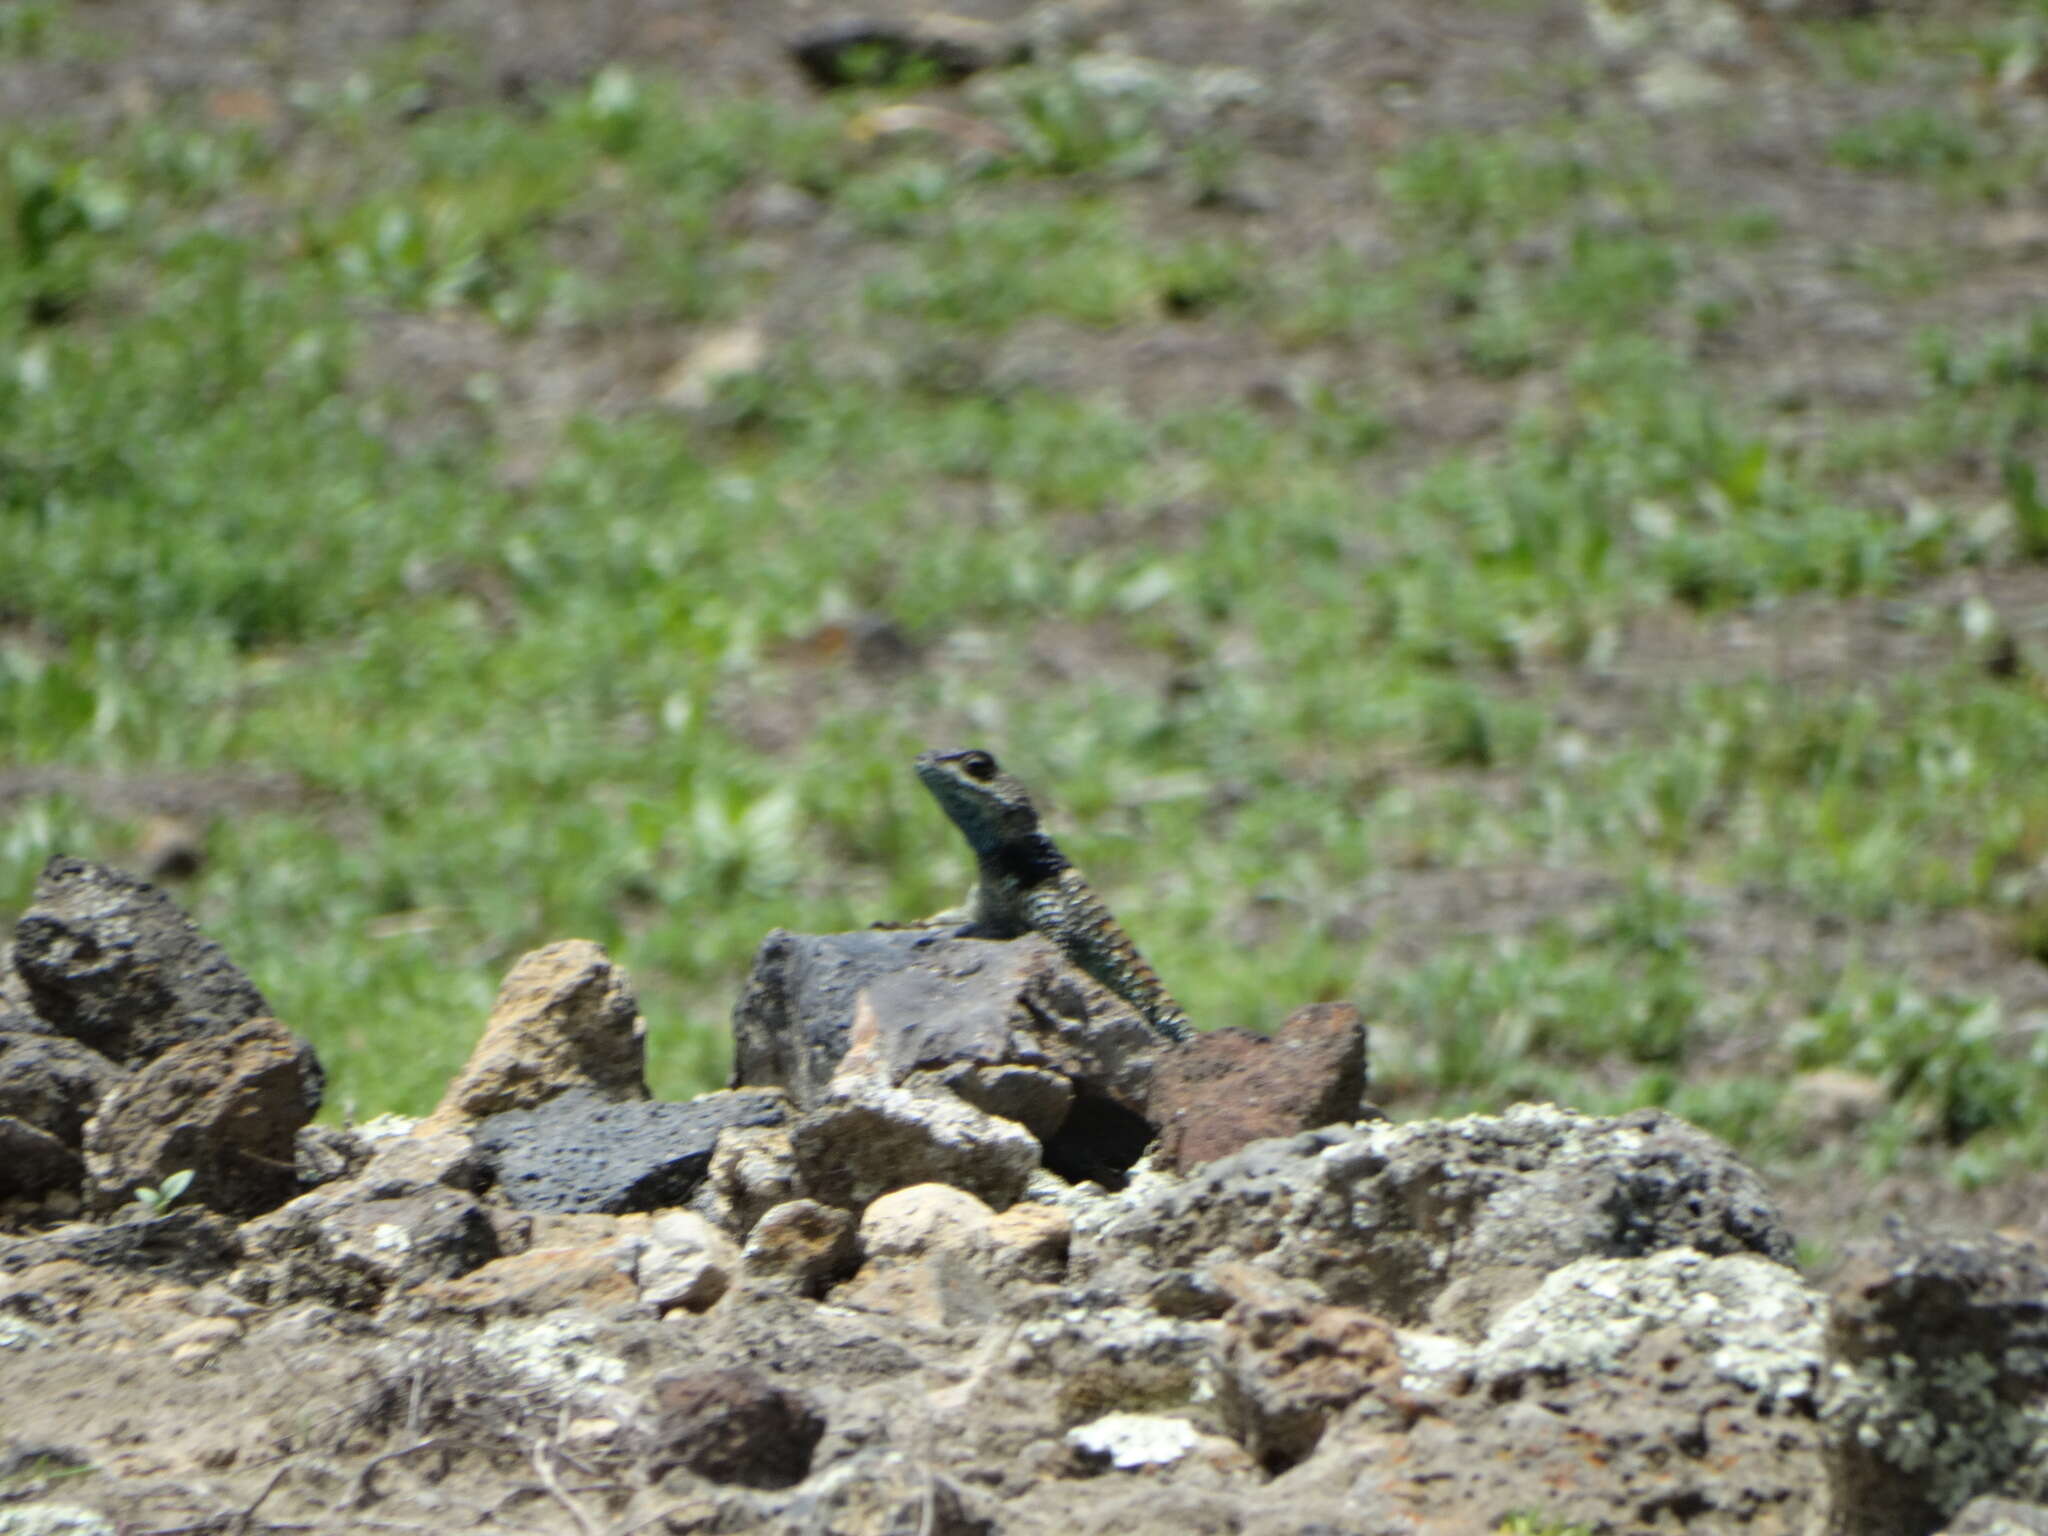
(913, 747, 1192, 1043)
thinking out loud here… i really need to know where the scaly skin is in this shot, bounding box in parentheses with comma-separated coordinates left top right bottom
(913, 747, 1192, 1043)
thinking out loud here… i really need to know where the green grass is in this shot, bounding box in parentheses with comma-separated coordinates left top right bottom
(5, 6, 2048, 1195)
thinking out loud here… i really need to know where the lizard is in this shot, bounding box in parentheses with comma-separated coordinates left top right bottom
(911, 747, 1193, 1044)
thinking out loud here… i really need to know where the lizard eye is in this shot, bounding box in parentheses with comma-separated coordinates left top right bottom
(959, 751, 997, 781)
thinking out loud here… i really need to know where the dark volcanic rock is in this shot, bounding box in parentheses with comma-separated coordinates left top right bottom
(83, 1016, 324, 1217)
(0, 1208, 242, 1282)
(731, 928, 1190, 1185)
(1149, 1002, 1372, 1173)
(12, 856, 273, 1066)
(0, 1031, 121, 1145)
(0, 1115, 85, 1199)
(646, 1366, 824, 1488)
(475, 1087, 789, 1213)
(1828, 1234, 2048, 1535)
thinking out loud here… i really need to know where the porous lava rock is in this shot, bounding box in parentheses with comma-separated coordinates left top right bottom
(472, 1086, 789, 1213)
(11, 857, 272, 1067)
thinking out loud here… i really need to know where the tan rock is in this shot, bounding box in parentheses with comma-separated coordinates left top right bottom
(696, 1124, 802, 1237)
(423, 941, 647, 1132)
(639, 1210, 737, 1314)
(403, 1243, 637, 1317)
(739, 1199, 856, 1298)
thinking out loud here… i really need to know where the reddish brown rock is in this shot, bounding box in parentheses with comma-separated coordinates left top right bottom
(1149, 1003, 1370, 1173)
(423, 941, 647, 1131)
(82, 1016, 323, 1217)
(646, 1365, 824, 1488)
(1213, 1264, 1403, 1470)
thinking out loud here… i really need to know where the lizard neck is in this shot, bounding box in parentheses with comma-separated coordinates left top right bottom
(977, 831, 1070, 890)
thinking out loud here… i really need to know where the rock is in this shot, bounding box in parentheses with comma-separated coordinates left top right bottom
(637, 1210, 736, 1314)
(733, 928, 1188, 1185)
(1148, 1003, 1371, 1172)
(739, 1198, 857, 1298)
(473, 1086, 788, 1213)
(1827, 1233, 2048, 1535)
(0, 1033, 121, 1146)
(1067, 1412, 1203, 1471)
(1944, 1498, 2048, 1535)
(82, 1017, 323, 1218)
(239, 1188, 500, 1309)
(423, 941, 647, 1131)
(1007, 1303, 1220, 1431)
(293, 1123, 368, 1188)
(787, 16, 1020, 90)
(11, 856, 272, 1066)
(403, 1241, 637, 1318)
(1479, 1247, 1824, 1405)
(1301, 1245, 1832, 1532)
(0, 943, 42, 1032)
(1212, 1266, 1402, 1470)
(0, 1508, 117, 1536)
(693, 1123, 804, 1236)
(834, 1183, 1007, 1325)
(0, 1209, 242, 1284)
(780, 1450, 986, 1536)
(790, 1076, 1042, 1213)
(352, 1129, 488, 1198)
(1104, 1104, 1793, 1334)
(0, 1118, 84, 1200)
(645, 1365, 824, 1488)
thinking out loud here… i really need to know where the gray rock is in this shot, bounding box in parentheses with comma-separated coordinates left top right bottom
(0, 1117, 83, 1199)
(0, 1032, 121, 1146)
(82, 1016, 323, 1217)
(1102, 1103, 1792, 1334)
(474, 1086, 788, 1213)
(790, 1077, 1042, 1213)
(778, 1449, 988, 1536)
(12, 856, 273, 1066)
(240, 1187, 500, 1309)
(1944, 1497, 2048, 1536)
(1478, 1247, 1824, 1405)
(1827, 1234, 2048, 1534)
(0, 942, 47, 1033)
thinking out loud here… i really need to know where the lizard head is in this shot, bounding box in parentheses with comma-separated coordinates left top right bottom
(914, 747, 1040, 854)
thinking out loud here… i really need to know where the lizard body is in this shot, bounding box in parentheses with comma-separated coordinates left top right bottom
(913, 747, 1193, 1043)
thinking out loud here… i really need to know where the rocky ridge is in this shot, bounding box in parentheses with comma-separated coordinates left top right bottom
(0, 856, 2044, 1534)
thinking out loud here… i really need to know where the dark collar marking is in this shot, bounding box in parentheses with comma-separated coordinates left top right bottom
(984, 833, 1069, 888)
